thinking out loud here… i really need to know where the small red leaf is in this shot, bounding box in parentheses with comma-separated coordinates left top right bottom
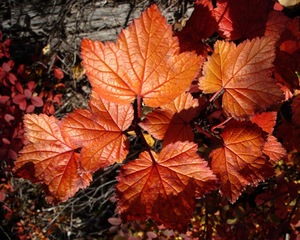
(108, 217, 122, 226)
(31, 96, 44, 107)
(13, 95, 27, 110)
(27, 81, 36, 91)
(8, 73, 17, 85)
(26, 104, 35, 113)
(4, 113, 15, 122)
(2, 60, 13, 72)
(24, 89, 32, 99)
(15, 82, 24, 94)
(0, 95, 10, 104)
(2, 138, 10, 144)
(53, 68, 64, 80)
(250, 112, 277, 134)
(263, 136, 286, 164)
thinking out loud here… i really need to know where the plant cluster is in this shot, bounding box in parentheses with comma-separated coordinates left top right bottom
(11, 0, 300, 239)
(0, 32, 65, 170)
(0, 31, 66, 238)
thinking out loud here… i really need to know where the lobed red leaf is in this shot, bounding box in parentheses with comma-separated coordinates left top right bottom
(210, 120, 274, 203)
(81, 4, 202, 107)
(60, 91, 133, 172)
(199, 37, 283, 119)
(139, 92, 199, 146)
(116, 141, 218, 230)
(214, 0, 274, 40)
(14, 114, 92, 203)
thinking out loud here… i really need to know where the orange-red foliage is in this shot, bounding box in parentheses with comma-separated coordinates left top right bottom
(14, 2, 299, 232)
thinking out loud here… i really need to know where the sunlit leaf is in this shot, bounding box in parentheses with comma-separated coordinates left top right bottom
(116, 141, 218, 230)
(210, 120, 274, 203)
(14, 114, 92, 203)
(81, 5, 202, 107)
(250, 112, 277, 134)
(199, 37, 283, 119)
(60, 91, 133, 172)
(139, 92, 199, 146)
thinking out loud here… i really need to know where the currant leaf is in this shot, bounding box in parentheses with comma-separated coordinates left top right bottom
(199, 36, 283, 119)
(214, 0, 274, 40)
(81, 4, 202, 107)
(210, 120, 274, 203)
(14, 114, 92, 203)
(116, 141, 218, 230)
(139, 92, 199, 146)
(60, 91, 133, 172)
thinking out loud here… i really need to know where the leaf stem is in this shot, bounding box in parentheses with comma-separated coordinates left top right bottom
(134, 124, 157, 164)
(137, 96, 142, 119)
(209, 89, 224, 103)
(133, 96, 156, 164)
(211, 117, 232, 132)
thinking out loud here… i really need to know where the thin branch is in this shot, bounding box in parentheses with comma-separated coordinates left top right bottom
(0, 225, 11, 240)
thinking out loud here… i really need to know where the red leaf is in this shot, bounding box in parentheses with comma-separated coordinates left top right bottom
(31, 96, 44, 107)
(2, 138, 10, 144)
(26, 104, 35, 113)
(108, 217, 122, 226)
(250, 112, 277, 134)
(176, 0, 217, 55)
(14, 114, 92, 203)
(0, 95, 10, 104)
(264, 11, 291, 37)
(116, 141, 218, 230)
(53, 68, 64, 80)
(24, 89, 32, 99)
(274, 50, 300, 90)
(15, 82, 24, 94)
(0, 69, 5, 81)
(263, 136, 286, 164)
(60, 91, 133, 172)
(1, 39, 11, 58)
(81, 4, 202, 107)
(2, 60, 13, 72)
(0, 191, 6, 202)
(214, 0, 274, 40)
(8, 73, 17, 85)
(210, 120, 274, 203)
(4, 113, 15, 122)
(13, 94, 27, 110)
(27, 81, 36, 91)
(139, 92, 199, 146)
(199, 37, 283, 119)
